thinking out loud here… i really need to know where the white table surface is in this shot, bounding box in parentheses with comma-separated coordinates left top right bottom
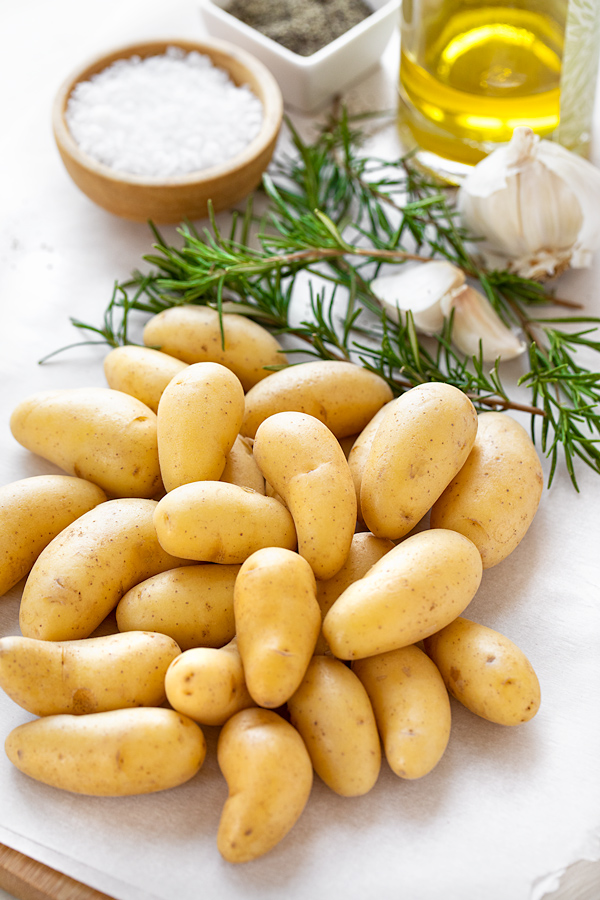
(1, 2, 600, 900)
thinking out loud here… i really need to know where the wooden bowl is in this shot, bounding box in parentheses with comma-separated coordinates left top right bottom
(52, 39, 283, 223)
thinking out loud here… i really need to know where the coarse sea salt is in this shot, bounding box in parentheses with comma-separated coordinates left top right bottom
(65, 47, 264, 178)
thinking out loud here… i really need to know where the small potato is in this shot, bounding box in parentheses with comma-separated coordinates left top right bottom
(220, 435, 265, 494)
(157, 362, 245, 492)
(322, 529, 483, 660)
(165, 639, 254, 726)
(103, 345, 188, 413)
(361, 383, 478, 539)
(10, 388, 162, 499)
(242, 360, 393, 439)
(424, 617, 541, 726)
(143, 305, 286, 391)
(288, 656, 381, 796)
(430, 412, 544, 568)
(235, 547, 320, 708)
(353, 645, 451, 779)
(253, 412, 357, 580)
(217, 708, 313, 863)
(116, 564, 238, 651)
(0, 475, 107, 597)
(0, 632, 181, 716)
(153, 482, 297, 564)
(5, 708, 205, 796)
(315, 532, 394, 654)
(19, 498, 186, 642)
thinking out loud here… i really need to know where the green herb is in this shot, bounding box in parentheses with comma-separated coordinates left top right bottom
(49, 110, 600, 490)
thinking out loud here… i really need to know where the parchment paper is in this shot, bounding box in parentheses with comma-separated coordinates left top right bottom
(1, 2, 599, 899)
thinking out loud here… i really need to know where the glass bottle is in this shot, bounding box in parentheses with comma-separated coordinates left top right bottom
(398, 0, 600, 173)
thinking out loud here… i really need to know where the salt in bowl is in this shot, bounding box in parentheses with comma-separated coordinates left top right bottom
(52, 38, 284, 223)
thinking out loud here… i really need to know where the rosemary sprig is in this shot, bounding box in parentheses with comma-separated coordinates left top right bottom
(47, 111, 600, 490)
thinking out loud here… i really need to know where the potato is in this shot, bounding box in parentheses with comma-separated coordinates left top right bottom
(0, 475, 107, 597)
(165, 639, 255, 726)
(153, 481, 297, 564)
(19, 498, 186, 641)
(217, 708, 313, 863)
(353, 645, 451, 779)
(360, 383, 478, 539)
(430, 412, 544, 568)
(424, 617, 541, 726)
(347, 399, 398, 520)
(241, 360, 393, 439)
(103, 345, 188, 413)
(322, 529, 483, 660)
(314, 532, 394, 654)
(10, 388, 162, 499)
(143, 305, 286, 391)
(116, 564, 237, 651)
(234, 547, 320, 708)
(5, 708, 205, 796)
(253, 412, 357, 580)
(157, 362, 245, 492)
(288, 656, 381, 796)
(0, 632, 181, 716)
(220, 435, 265, 494)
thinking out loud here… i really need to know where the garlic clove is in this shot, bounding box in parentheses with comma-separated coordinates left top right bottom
(370, 261, 465, 333)
(441, 285, 526, 362)
(458, 126, 600, 279)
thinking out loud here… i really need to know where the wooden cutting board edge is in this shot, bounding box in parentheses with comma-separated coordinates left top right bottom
(0, 844, 115, 900)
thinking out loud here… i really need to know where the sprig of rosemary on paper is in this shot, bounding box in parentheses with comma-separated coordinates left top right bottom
(51, 110, 600, 490)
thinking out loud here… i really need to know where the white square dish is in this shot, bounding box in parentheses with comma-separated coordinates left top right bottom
(198, 0, 401, 113)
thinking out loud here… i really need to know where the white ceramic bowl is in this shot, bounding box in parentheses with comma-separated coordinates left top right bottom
(199, 0, 401, 114)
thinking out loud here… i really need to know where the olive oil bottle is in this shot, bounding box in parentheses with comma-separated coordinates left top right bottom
(398, 0, 600, 169)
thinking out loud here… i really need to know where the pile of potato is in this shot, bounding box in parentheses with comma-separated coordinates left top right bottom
(0, 305, 543, 864)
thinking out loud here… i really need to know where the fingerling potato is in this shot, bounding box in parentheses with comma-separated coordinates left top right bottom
(5, 708, 205, 795)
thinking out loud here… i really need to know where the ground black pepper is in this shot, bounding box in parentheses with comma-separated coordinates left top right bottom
(225, 0, 373, 56)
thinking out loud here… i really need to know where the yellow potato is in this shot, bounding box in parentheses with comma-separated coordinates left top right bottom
(424, 617, 541, 726)
(253, 412, 357, 580)
(361, 383, 478, 539)
(234, 547, 320, 708)
(103, 345, 188, 413)
(314, 532, 394, 654)
(217, 708, 313, 863)
(0, 632, 181, 716)
(157, 362, 245, 492)
(10, 388, 162, 499)
(19, 498, 185, 641)
(153, 481, 297, 564)
(430, 411, 544, 568)
(242, 360, 393, 439)
(220, 435, 265, 494)
(116, 564, 237, 651)
(0, 475, 107, 597)
(5, 708, 205, 796)
(143, 305, 286, 391)
(322, 529, 483, 660)
(353, 645, 451, 779)
(165, 639, 255, 726)
(288, 656, 381, 796)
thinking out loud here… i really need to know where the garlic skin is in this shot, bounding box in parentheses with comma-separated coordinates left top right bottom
(458, 126, 600, 280)
(371, 261, 526, 362)
(441, 286, 526, 361)
(370, 261, 465, 333)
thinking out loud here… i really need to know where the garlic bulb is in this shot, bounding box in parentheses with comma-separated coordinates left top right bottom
(458, 126, 600, 279)
(371, 261, 525, 362)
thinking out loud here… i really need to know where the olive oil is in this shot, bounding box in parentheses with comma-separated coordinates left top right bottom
(399, 3, 566, 166)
